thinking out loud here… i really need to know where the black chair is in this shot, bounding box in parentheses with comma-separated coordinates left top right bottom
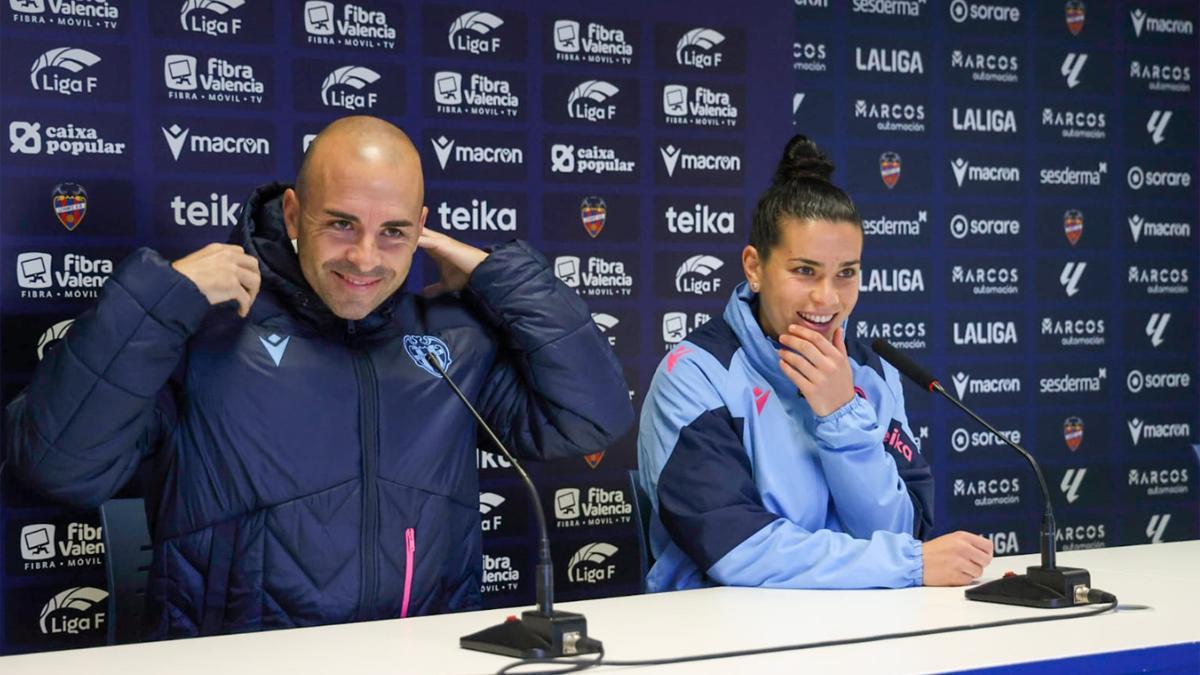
(626, 470, 654, 591)
(99, 498, 153, 645)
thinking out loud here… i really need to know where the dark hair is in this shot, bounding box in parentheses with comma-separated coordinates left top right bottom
(749, 135, 861, 259)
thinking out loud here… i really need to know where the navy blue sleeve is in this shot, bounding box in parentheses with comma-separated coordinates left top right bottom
(657, 407, 776, 570)
(883, 418, 935, 541)
(465, 240, 634, 460)
(4, 248, 211, 507)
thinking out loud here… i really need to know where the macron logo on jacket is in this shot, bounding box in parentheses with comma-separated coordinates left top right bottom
(258, 333, 290, 366)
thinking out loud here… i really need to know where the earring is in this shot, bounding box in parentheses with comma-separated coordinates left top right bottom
(751, 282, 759, 292)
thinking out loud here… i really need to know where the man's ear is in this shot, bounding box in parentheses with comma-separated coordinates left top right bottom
(417, 205, 428, 238)
(283, 188, 300, 240)
(742, 244, 762, 289)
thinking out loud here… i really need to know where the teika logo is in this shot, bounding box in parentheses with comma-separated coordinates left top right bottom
(1145, 313, 1170, 347)
(1061, 53, 1088, 88)
(1146, 514, 1170, 543)
(1060, 468, 1087, 503)
(1059, 261, 1086, 297)
(1146, 110, 1172, 145)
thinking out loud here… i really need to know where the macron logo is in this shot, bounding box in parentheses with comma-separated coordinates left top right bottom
(1130, 9, 1147, 37)
(753, 386, 770, 415)
(951, 158, 969, 187)
(258, 333, 290, 366)
(431, 135, 454, 169)
(952, 372, 970, 399)
(666, 344, 693, 373)
(660, 145, 682, 176)
(162, 124, 189, 160)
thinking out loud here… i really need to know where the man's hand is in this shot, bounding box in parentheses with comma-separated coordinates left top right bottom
(922, 531, 994, 586)
(418, 229, 488, 297)
(778, 325, 855, 417)
(172, 243, 261, 318)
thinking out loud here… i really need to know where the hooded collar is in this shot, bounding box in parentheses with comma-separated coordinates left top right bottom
(723, 281, 798, 397)
(230, 182, 400, 336)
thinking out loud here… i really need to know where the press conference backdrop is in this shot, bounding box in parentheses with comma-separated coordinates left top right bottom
(0, 0, 1196, 656)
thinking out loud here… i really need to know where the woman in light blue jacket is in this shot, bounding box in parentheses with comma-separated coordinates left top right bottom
(638, 135, 993, 592)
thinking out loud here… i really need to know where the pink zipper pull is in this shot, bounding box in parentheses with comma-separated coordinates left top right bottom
(401, 527, 415, 618)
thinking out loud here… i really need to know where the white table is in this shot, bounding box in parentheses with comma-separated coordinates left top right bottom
(3, 541, 1198, 674)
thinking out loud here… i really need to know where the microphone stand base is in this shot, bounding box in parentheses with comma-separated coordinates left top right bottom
(965, 565, 1091, 608)
(460, 609, 601, 659)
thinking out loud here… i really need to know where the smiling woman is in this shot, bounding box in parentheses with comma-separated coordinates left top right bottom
(637, 134, 996, 596)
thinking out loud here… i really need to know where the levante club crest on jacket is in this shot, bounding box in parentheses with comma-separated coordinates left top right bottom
(404, 335, 453, 377)
(52, 182, 87, 231)
(580, 196, 607, 238)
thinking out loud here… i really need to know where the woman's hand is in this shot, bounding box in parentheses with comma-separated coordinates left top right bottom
(778, 325, 855, 417)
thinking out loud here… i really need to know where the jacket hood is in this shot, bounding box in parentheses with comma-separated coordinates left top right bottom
(230, 182, 399, 333)
(723, 282, 800, 398)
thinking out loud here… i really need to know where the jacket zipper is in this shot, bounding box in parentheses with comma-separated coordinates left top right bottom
(351, 346, 380, 622)
(401, 527, 415, 618)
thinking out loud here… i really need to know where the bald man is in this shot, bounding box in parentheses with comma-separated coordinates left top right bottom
(5, 116, 634, 639)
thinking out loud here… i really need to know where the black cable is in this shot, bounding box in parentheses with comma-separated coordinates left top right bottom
(495, 642, 605, 675)
(494, 594, 1119, 673)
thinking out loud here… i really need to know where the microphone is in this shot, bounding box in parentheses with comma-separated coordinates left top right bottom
(871, 340, 1097, 609)
(423, 353, 602, 658)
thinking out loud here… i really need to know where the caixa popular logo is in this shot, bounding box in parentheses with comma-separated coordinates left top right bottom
(659, 83, 743, 130)
(160, 52, 270, 107)
(428, 68, 524, 120)
(6, 114, 130, 168)
(14, 251, 112, 301)
(655, 23, 744, 73)
(299, 1, 399, 51)
(19, 521, 104, 572)
(948, 364, 1023, 406)
(546, 17, 636, 67)
(656, 140, 744, 186)
(299, 62, 403, 114)
(425, 130, 525, 182)
(541, 75, 635, 126)
(566, 542, 619, 584)
(158, 119, 273, 173)
(545, 135, 639, 184)
(39, 587, 109, 636)
(423, 7, 525, 60)
(7, 0, 123, 31)
(1126, 264, 1191, 296)
(553, 254, 636, 298)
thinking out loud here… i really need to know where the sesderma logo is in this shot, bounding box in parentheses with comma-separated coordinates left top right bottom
(566, 542, 619, 583)
(448, 10, 504, 54)
(180, 0, 245, 36)
(675, 254, 724, 295)
(567, 80, 619, 122)
(675, 27, 725, 69)
(30, 47, 101, 96)
(320, 65, 380, 110)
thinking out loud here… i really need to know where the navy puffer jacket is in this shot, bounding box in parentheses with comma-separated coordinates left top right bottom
(4, 183, 633, 638)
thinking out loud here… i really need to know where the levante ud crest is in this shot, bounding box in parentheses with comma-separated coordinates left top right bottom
(52, 182, 87, 231)
(879, 152, 901, 190)
(580, 195, 607, 239)
(1063, 416, 1084, 452)
(1063, 209, 1084, 246)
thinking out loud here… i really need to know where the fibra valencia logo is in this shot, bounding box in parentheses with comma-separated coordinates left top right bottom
(404, 335, 452, 376)
(8, 0, 122, 30)
(302, 1, 398, 50)
(163, 53, 268, 106)
(29, 47, 101, 96)
(550, 18, 634, 66)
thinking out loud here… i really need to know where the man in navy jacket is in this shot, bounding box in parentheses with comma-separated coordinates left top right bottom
(4, 116, 634, 638)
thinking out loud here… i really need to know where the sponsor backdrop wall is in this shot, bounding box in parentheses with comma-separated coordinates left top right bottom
(0, 0, 1196, 655)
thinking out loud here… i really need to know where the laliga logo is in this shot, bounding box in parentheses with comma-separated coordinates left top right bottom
(30, 47, 101, 95)
(1059, 261, 1086, 297)
(1146, 110, 1172, 145)
(320, 65, 380, 110)
(180, 0, 245, 36)
(675, 254, 723, 295)
(1059, 468, 1087, 504)
(1145, 313, 1170, 348)
(1146, 514, 1171, 543)
(1060, 53, 1088, 89)
(448, 10, 504, 54)
(675, 27, 725, 69)
(567, 542, 618, 583)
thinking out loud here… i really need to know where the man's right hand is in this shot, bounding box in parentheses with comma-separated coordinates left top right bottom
(172, 243, 261, 318)
(922, 531, 994, 586)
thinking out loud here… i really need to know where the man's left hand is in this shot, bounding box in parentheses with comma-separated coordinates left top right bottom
(418, 229, 488, 297)
(778, 325, 855, 417)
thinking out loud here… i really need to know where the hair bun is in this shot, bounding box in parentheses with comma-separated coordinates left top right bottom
(773, 134, 834, 184)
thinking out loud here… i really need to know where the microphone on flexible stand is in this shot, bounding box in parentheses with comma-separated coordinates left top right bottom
(424, 353, 602, 657)
(870, 339, 1098, 608)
